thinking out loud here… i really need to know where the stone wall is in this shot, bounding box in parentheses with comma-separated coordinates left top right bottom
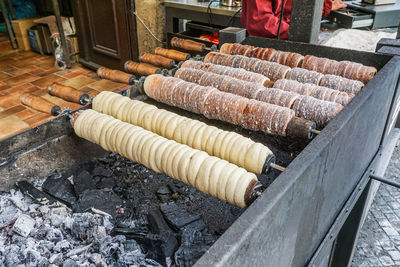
(134, 0, 165, 55)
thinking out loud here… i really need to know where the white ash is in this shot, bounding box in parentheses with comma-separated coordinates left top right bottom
(321, 28, 396, 52)
(0, 188, 162, 266)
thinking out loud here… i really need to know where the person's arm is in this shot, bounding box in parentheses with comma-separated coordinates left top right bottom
(322, 0, 333, 17)
(241, 0, 290, 39)
(323, 0, 347, 17)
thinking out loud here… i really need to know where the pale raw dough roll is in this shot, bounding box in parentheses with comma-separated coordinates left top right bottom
(74, 109, 259, 207)
(92, 91, 274, 174)
(196, 157, 219, 193)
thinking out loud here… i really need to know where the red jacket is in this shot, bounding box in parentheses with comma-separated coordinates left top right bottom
(241, 0, 332, 40)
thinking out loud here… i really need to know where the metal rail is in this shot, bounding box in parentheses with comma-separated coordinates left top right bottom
(370, 174, 400, 189)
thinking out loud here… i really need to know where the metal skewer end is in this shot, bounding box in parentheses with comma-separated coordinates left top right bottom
(311, 129, 321, 135)
(270, 163, 286, 172)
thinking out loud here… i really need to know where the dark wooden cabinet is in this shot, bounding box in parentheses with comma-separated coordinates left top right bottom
(72, 0, 138, 70)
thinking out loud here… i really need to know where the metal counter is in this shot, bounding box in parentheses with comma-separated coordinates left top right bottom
(163, 0, 242, 34)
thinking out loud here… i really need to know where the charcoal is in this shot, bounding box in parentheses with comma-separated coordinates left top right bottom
(28, 203, 40, 213)
(47, 170, 63, 180)
(46, 228, 63, 243)
(118, 241, 143, 265)
(147, 209, 178, 265)
(168, 183, 187, 195)
(73, 171, 96, 196)
(92, 166, 113, 178)
(89, 253, 105, 265)
(38, 205, 50, 216)
(37, 240, 55, 257)
(16, 180, 57, 206)
(157, 186, 170, 195)
(96, 177, 115, 189)
(54, 240, 71, 252)
(70, 213, 104, 241)
(157, 186, 171, 203)
(63, 258, 79, 267)
(25, 250, 42, 267)
(50, 207, 69, 227)
(4, 244, 23, 265)
(183, 219, 206, 232)
(160, 202, 200, 230)
(31, 224, 48, 240)
(65, 243, 93, 257)
(8, 190, 30, 211)
(49, 253, 63, 265)
(174, 228, 216, 267)
(12, 214, 35, 237)
(0, 206, 21, 228)
(42, 176, 77, 208)
(74, 189, 122, 218)
(157, 195, 170, 203)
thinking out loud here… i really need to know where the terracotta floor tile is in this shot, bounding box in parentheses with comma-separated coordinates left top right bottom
(32, 89, 48, 97)
(0, 86, 40, 109)
(3, 73, 40, 86)
(9, 125, 31, 136)
(55, 69, 72, 76)
(0, 71, 12, 79)
(16, 108, 37, 120)
(30, 74, 66, 89)
(33, 67, 62, 77)
(0, 59, 15, 71)
(0, 105, 26, 120)
(87, 79, 124, 91)
(11, 57, 42, 68)
(0, 85, 10, 92)
(37, 57, 56, 69)
(0, 115, 29, 140)
(4, 65, 43, 77)
(0, 83, 34, 95)
(23, 112, 53, 126)
(63, 68, 93, 79)
(78, 86, 92, 92)
(0, 47, 99, 138)
(84, 71, 101, 80)
(60, 75, 96, 89)
(0, 93, 22, 109)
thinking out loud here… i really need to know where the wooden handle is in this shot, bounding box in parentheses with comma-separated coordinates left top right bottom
(286, 116, 315, 139)
(139, 53, 175, 69)
(48, 83, 89, 105)
(154, 47, 190, 62)
(97, 67, 135, 84)
(124, 61, 161, 76)
(20, 93, 61, 116)
(170, 37, 205, 53)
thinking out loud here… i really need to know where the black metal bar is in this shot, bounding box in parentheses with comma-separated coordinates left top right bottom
(328, 179, 372, 267)
(370, 174, 400, 189)
(0, 0, 17, 49)
(51, 0, 72, 68)
(277, 0, 285, 40)
(288, 0, 323, 43)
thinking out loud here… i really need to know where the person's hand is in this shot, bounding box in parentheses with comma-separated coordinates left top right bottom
(332, 0, 347, 11)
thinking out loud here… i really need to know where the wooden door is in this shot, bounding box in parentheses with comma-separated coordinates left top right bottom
(72, 0, 138, 70)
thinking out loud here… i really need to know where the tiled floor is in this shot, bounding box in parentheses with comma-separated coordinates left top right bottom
(0, 36, 129, 140)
